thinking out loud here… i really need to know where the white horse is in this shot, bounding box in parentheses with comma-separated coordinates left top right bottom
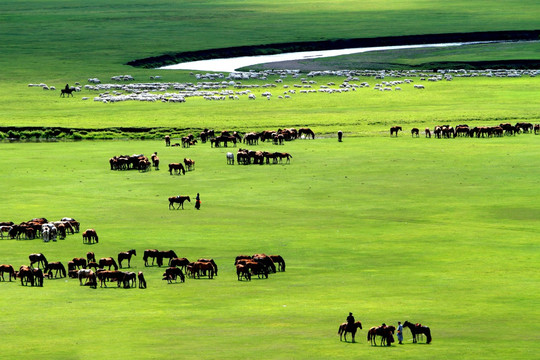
(226, 152, 234, 165)
(42, 223, 57, 242)
(42, 226, 50, 242)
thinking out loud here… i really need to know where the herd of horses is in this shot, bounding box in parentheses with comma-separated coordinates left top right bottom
(234, 148, 292, 165)
(109, 153, 155, 172)
(391, 122, 539, 138)
(338, 320, 431, 345)
(0, 217, 79, 241)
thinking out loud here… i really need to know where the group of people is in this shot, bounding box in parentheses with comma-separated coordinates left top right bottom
(346, 312, 404, 344)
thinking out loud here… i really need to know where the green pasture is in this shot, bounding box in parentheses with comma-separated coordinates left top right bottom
(0, 137, 538, 359)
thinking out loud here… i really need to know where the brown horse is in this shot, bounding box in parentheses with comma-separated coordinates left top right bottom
(367, 325, 396, 346)
(168, 163, 186, 175)
(45, 262, 67, 278)
(99, 257, 119, 270)
(97, 270, 124, 288)
(71, 257, 87, 269)
(82, 229, 98, 244)
(192, 261, 215, 279)
(403, 321, 432, 344)
(425, 127, 431, 138)
(338, 321, 362, 342)
(269, 255, 286, 272)
(168, 196, 191, 210)
(143, 249, 163, 267)
(165, 135, 171, 146)
(298, 127, 315, 139)
(411, 128, 419, 137)
(87, 252, 96, 263)
(77, 269, 95, 286)
(18, 265, 34, 286)
(183, 158, 195, 171)
(151, 153, 159, 170)
(118, 249, 136, 268)
(390, 126, 402, 136)
(29, 253, 48, 269)
(162, 267, 185, 283)
(138, 271, 147, 288)
(33, 268, 44, 287)
(236, 264, 251, 281)
(160, 250, 178, 266)
(0, 264, 16, 281)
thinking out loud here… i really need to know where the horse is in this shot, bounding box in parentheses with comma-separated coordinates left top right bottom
(367, 325, 396, 346)
(82, 229, 98, 244)
(18, 265, 34, 286)
(123, 271, 137, 288)
(97, 270, 124, 288)
(87, 252, 96, 263)
(138, 271, 147, 288)
(78, 269, 97, 288)
(29, 253, 48, 269)
(226, 152, 234, 165)
(118, 249, 137, 268)
(183, 158, 195, 171)
(159, 250, 178, 266)
(168, 163, 186, 175)
(236, 264, 251, 281)
(269, 255, 286, 272)
(99, 257, 118, 270)
(403, 321, 432, 344)
(0, 264, 16, 281)
(425, 127, 431, 138)
(298, 127, 315, 139)
(192, 261, 215, 279)
(143, 249, 163, 267)
(71, 257, 87, 269)
(168, 196, 190, 210)
(338, 321, 362, 342)
(277, 152, 292, 164)
(151, 153, 159, 170)
(33, 268, 44, 287)
(162, 267, 185, 283)
(45, 262, 67, 278)
(165, 135, 171, 146)
(170, 257, 190, 271)
(411, 128, 419, 137)
(60, 88, 75, 97)
(390, 126, 402, 136)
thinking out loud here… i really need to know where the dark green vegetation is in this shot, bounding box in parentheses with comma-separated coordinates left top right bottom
(1, 138, 539, 359)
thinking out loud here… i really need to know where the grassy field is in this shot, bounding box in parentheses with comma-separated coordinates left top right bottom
(0, 137, 538, 359)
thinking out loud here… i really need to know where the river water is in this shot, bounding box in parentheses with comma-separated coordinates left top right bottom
(159, 41, 498, 72)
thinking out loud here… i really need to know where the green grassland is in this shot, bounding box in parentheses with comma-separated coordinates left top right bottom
(0, 137, 538, 359)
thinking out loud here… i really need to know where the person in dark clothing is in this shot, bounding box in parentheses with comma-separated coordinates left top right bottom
(346, 312, 355, 331)
(195, 193, 201, 210)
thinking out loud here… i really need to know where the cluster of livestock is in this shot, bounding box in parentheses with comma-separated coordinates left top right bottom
(231, 149, 292, 165)
(109, 153, 156, 172)
(392, 122, 539, 138)
(337, 320, 432, 346)
(0, 250, 285, 289)
(0, 218, 80, 241)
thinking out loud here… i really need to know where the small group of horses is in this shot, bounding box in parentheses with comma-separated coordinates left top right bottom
(392, 122, 539, 138)
(234, 254, 285, 281)
(234, 148, 292, 165)
(1, 217, 79, 241)
(338, 320, 432, 345)
(109, 153, 156, 172)
(168, 158, 195, 175)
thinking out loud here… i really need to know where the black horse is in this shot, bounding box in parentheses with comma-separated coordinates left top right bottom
(403, 321, 432, 344)
(60, 88, 75, 97)
(338, 321, 362, 342)
(168, 196, 190, 210)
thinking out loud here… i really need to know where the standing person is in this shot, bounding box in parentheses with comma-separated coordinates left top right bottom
(195, 193, 201, 210)
(397, 321, 403, 344)
(337, 130, 343, 142)
(346, 312, 355, 331)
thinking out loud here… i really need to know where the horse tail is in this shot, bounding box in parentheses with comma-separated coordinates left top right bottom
(281, 258, 286, 271)
(426, 328, 432, 343)
(338, 325, 342, 335)
(367, 331, 371, 341)
(182, 166, 185, 175)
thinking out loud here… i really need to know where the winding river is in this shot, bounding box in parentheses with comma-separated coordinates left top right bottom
(159, 41, 498, 72)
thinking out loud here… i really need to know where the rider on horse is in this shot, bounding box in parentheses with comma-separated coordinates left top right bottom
(346, 312, 355, 332)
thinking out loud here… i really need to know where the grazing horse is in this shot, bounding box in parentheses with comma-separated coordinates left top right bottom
(367, 325, 396, 346)
(87, 252, 96, 263)
(71, 257, 87, 269)
(411, 128, 420, 137)
(298, 127, 315, 139)
(236, 264, 251, 281)
(168, 196, 190, 210)
(138, 271, 147, 288)
(123, 272, 137, 288)
(118, 249, 137, 268)
(82, 229, 98, 244)
(33, 268, 44, 287)
(338, 321, 362, 342)
(0, 264, 16, 281)
(168, 163, 186, 175)
(183, 158, 195, 171)
(97, 270, 124, 288)
(45, 262, 67, 278)
(269, 255, 286, 272)
(170, 257, 190, 272)
(162, 267, 185, 283)
(403, 321, 432, 344)
(77, 269, 94, 285)
(143, 249, 163, 267)
(192, 261, 215, 279)
(425, 127, 432, 138)
(18, 265, 34, 286)
(60, 88, 75, 97)
(29, 253, 48, 269)
(390, 126, 402, 136)
(99, 257, 118, 270)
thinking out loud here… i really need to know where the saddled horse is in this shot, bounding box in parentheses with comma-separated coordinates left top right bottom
(390, 126, 402, 136)
(183, 158, 195, 171)
(45, 262, 67, 278)
(367, 325, 396, 346)
(403, 321, 432, 344)
(143, 249, 163, 267)
(138, 271, 147, 288)
(60, 87, 75, 97)
(168, 196, 190, 210)
(99, 257, 118, 270)
(0, 264, 16, 281)
(338, 321, 362, 342)
(29, 253, 48, 269)
(168, 163, 186, 175)
(298, 127, 315, 139)
(18, 265, 34, 286)
(82, 229, 98, 244)
(118, 249, 136, 268)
